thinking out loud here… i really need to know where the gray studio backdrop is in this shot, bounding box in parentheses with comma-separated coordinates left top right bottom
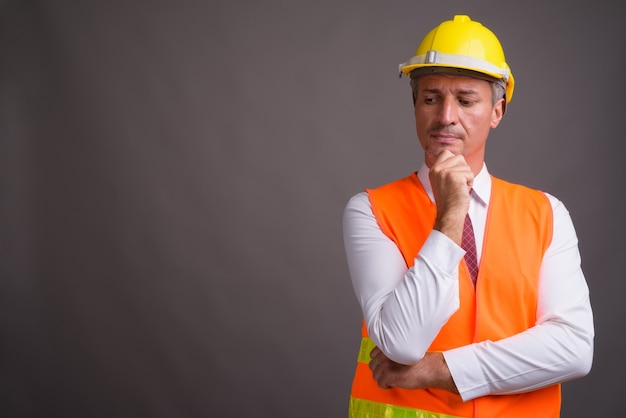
(1, 1, 623, 417)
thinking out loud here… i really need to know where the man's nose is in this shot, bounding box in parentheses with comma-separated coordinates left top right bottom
(438, 97, 458, 125)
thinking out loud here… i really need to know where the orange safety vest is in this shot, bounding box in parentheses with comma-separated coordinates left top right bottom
(349, 173, 559, 418)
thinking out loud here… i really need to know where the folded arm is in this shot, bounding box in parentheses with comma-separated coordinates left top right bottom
(343, 192, 464, 364)
(343, 192, 594, 399)
(444, 195, 594, 400)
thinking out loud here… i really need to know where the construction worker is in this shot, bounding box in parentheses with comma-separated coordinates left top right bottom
(343, 15, 594, 417)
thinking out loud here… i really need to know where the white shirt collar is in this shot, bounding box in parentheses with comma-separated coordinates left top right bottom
(416, 162, 491, 208)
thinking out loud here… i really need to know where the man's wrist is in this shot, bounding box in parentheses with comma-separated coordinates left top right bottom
(434, 213, 465, 246)
(425, 352, 459, 394)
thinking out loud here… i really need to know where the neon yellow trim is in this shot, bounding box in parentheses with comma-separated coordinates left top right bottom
(357, 337, 377, 364)
(350, 397, 461, 418)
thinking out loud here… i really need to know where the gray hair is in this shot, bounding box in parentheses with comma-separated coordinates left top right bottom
(409, 69, 506, 105)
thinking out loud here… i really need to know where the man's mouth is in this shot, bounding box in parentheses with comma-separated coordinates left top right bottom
(431, 133, 462, 143)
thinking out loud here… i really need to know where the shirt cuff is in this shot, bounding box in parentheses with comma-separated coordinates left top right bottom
(419, 230, 465, 276)
(443, 345, 489, 401)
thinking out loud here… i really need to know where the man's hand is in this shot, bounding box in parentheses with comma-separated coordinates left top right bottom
(428, 150, 474, 245)
(369, 347, 458, 393)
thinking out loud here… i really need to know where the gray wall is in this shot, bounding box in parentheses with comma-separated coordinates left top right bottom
(1, 1, 623, 416)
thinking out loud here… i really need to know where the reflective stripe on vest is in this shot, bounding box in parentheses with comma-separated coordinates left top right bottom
(350, 396, 462, 418)
(357, 336, 377, 364)
(352, 337, 456, 418)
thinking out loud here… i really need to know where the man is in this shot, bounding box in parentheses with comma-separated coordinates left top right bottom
(342, 15, 594, 417)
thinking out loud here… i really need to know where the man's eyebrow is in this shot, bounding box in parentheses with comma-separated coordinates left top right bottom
(456, 88, 480, 96)
(421, 87, 480, 95)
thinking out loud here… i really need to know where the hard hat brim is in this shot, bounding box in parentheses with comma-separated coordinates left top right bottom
(399, 54, 515, 103)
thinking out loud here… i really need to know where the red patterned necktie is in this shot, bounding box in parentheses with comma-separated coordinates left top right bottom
(462, 214, 479, 285)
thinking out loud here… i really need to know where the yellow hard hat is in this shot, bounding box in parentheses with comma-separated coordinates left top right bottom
(399, 15, 514, 103)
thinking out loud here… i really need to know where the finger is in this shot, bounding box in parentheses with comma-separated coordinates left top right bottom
(369, 351, 379, 371)
(369, 347, 381, 362)
(375, 372, 391, 390)
(372, 363, 384, 385)
(432, 149, 456, 166)
(432, 154, 470, 172)
(431, 155, 473, 177)
(434, 150, 470, 167)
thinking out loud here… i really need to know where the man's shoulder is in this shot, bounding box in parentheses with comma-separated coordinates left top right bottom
(367, 173, 420, 194)
(490, 176, 556, 213)
(491, 175, 548, 197)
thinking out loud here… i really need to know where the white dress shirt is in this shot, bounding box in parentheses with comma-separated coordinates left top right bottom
(343, 163, 594, 401)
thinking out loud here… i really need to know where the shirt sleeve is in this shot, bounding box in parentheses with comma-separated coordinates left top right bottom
(343, 192, 465, 364)
(443, 193, 594, 400)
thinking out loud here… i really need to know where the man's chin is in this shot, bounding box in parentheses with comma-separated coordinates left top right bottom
(426, 147, 462, 159)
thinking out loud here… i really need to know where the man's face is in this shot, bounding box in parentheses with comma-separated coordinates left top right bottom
(414, 73, 504, 173)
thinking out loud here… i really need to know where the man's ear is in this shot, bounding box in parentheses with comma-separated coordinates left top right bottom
(491, 98, 505, 128)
